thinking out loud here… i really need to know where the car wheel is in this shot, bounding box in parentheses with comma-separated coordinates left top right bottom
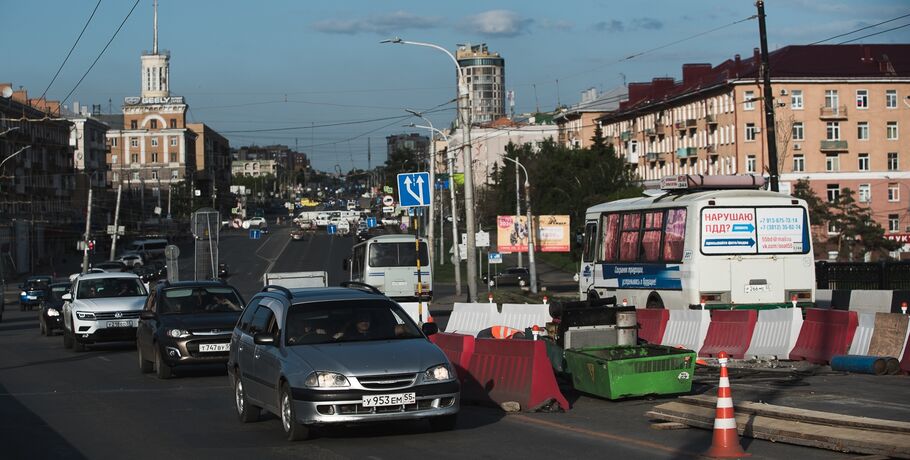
(63, 326, 74, 349)
(155, 347, 173, 379)
(39, 318, 47, 336)
(138, 343, 153, 374)
(280, 382, 309, 441)
(234, 372, 260, 423)
(429, 413, 457, 431)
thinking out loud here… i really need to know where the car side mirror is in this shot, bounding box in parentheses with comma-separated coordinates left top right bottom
(61, 293, 72, 301)
(342, 258, 350, 271)
(254, 333, 276, 346)
(421, 322, 439, 337)
(139, 310, 156, 320)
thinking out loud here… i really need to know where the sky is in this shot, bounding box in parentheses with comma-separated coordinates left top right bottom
(2, 0, 908, 172)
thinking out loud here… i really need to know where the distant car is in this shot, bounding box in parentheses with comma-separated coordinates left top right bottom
(136, 280, 245, 379)
(19, 275, 52, 311)
(39, 282, 70, 336)
(297, 219, 315, 231)
(118, 253, 144, 268)
(290, 228, 309, 241)
(94, 261, 128, 272)
(227, 284, 458, 441)
(243, 217, 268, 229)
(487, 267, 532, 287)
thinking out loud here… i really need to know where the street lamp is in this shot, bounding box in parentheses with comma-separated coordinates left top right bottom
(383, 37, 480, 301)
(0, 126, 21, 137)
(503, 156, 538, 294)
(0, 145, 31, 170)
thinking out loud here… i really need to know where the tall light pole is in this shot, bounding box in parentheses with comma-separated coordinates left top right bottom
(382, 37, 479, 301)
(409, 122, 462, 295)
(404, 109, 435, 265)
(503, 157, 538, 294)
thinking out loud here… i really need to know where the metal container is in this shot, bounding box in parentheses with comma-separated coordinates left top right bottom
(616, 310, 638, 346)
(564, 345, 696, 400)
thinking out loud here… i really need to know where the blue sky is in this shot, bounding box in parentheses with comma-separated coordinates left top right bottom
(2, 0, 908, 171)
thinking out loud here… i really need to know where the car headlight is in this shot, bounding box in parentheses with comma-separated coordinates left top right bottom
(75, 311, 95, 320)
(47, 308, 60, 317)
(424, 364, 454, 382)
(304, 371, 350, 388)
(166, 329, 191, 338)
(20, 291, 27, 297)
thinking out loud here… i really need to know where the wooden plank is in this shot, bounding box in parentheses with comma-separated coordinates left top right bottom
(647, 402, 910, 459)
(679, 394, 910, 434)
(867, 313, 909, 359)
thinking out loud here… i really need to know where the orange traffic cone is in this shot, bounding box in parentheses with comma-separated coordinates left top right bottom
(426, 315, 435, 323)
(706, 351, 749, 458)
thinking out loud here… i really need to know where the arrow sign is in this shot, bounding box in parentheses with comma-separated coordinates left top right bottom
(704, 238, 756, 247)
(396, 172, 431, 207)
(732, 223, 755, 233)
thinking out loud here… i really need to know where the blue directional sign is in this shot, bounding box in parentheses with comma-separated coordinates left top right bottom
(327, 224, 337, 235)
(366, 217, 377, 228)
(397, 172, 431, 207)
(732, 223, 755, 233)
(249, 229, 261, 240)
(488, 252, 503, 264)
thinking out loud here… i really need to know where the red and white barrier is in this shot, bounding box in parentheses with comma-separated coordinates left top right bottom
(660, 309, 711, 353)
(848, 312, 876, 356)
(745, 307, 803, 360)
(445, 303, 499, 336)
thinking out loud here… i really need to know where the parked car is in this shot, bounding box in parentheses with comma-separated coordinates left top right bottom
(118, 253, 144, 268)
(39, 281, 70, 336)
(486, 267, 532, 287)
(62, 272, 149, 352)
(242, 217, 268, 229)
(137, 280, 245, 379)
(227, 284, 458, 441)
(19, 275, 53, 311)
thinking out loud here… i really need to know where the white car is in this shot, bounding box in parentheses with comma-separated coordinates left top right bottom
(242, 217, 268, 229)
(61, 272, 149, 352)
(117, 253, 144, 268)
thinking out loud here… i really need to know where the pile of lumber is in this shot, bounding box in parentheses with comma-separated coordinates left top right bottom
(647, 395, 910, 458)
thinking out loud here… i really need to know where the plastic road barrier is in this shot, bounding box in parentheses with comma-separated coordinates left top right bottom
(564, 345, 695, 400)
(636, 308, 669, 345)
(867, 313, 910, 359)
(660, 309, 711, 353)
(499, 303, 551, 332)
(848, 312, 876, 356)
(848, 290, 894, 313)
(428, 332, 475, 384)
(699, 310, 758, 359)
(790, 308, 859, 364)
(397, 302, 430, 325)
(445, 303, 499, 336)
(463, 338, 570, 411)
(745, 307, 804, 360)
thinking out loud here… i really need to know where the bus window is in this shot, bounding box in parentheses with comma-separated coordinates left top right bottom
(601, 214, 620, 261)
(582, 222, 598, 263)
(642, 211, 664, 262)
(619, 213, 641, 262)
(369, 242, 429, 267)
(663, 209, 686, 261)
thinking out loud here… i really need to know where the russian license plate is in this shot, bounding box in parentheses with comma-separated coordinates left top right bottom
(362, 392, 416, 407)
(745, 284, 770, 293)
(106, 320, 133, 328)
(199, 343, 230, 352)
(27, 295, 37, 300)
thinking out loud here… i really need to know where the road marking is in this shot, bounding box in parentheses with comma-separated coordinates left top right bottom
(98, 356, 111, 362)
(507, 414, 702, 458)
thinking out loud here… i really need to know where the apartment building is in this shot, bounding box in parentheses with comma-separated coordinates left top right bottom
(596, 45, 910, 247)
(187, 123, 231, 209)
(457, 43, 506, 125)
(555, 87, 627, 148)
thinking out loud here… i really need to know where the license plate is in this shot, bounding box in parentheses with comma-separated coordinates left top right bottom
(392, 281, 407, 287)
(362, 392, 416, 407)
(106, 320, 133, 328)
(745, 284, 770, 293)
(199, 343, 230, 352)
(27, 295, 37, 300)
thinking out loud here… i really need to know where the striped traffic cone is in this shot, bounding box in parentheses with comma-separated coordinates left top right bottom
(705, 351, 749, 458)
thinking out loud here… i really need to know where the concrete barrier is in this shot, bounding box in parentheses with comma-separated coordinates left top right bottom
(867, 313, 910, 359)
(790, 308, 859, 364)
(445, 303, 500, 336)
(499, 303, 551, 332)
(848, 312, 876, 355)
(849, 290, 894, 313)
(636, 308, 669, 344)
(660, 309, 711, 353)
(745, 308, 804, 360)
(396, 302, 431, 325)
(699, 310, 758, 359)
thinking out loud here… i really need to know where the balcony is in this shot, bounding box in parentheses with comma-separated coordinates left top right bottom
(655, 125, 666, 136)
(820, 140, 848, 152)
(646, 152, 661, 162)
(819, 105, 848, 120)
(620, 131, 632, 141)
(676, 147, 697, 159)
(706, 143, 717, 154)
(706, 114, 717, 125)
(674, 122, 686, 131)
(644, 128, 656, 137)
(685, 119, 697, 128)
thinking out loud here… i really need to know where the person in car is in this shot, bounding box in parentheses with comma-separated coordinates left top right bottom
(333, 311, 374, 340)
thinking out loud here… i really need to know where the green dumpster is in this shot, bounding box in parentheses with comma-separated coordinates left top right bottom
(564, 345, 696, 400)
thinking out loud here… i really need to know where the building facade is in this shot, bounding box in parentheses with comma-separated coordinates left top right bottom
(386, 133, 430, 160)
(457, 43, 506, 125)
(187, 123, 230, 209)
(231, 159, 279, 177)
(555, 87, 627, 148)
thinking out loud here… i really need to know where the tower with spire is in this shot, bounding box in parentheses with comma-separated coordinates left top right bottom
(141, 0, 169, 98)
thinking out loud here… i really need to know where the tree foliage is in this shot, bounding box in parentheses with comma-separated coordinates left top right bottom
(382, 147, 420, 189)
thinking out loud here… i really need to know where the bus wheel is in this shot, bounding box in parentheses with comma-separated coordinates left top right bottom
(646, 293, 664, 309)
(586, 290, 599, 301)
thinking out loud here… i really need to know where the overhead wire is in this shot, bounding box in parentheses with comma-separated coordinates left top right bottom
(38, 0, 102, 104)
(807, 12, 910, 45)
(836, 22, 910, 44)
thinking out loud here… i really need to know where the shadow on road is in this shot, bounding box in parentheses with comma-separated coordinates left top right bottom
(0, 381, 87, 459)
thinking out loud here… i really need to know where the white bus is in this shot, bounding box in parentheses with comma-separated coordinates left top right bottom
(344, 234, 432, 301)
(578, 175, 815, 310)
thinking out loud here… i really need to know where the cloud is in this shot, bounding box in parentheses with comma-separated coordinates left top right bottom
(460, 10, 533, 37)
(592, 17, 663, 32)
(593, 20, 624, 32)
(540, 19, 574, 31)
(312, 11, 442, 35)
(632, 17, 663, 30)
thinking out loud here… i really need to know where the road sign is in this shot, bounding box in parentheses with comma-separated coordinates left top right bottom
(396, 172, 431, 207)
(488, 252, 503, 264)
(382, 195, 395, 206)
(383, 185, 394, 194)
(462, 231, 490, 248)
(106, 225, 125, 236)
(165, 245, 180, 259)
(366, 217, 377, 228)
(327, 224, 337, 235)
(249, 229, 261, 240)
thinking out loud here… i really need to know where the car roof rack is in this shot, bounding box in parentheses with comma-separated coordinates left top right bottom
(261, 284, 293, 300)
(340, 281, 383, 296)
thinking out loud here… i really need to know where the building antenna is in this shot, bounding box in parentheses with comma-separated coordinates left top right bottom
(532, 84, 540, 113)
(153, 0, 158, 54)
(556, 79, 561, 108)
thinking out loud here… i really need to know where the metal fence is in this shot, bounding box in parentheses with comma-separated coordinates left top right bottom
(816, 261, 910, 290)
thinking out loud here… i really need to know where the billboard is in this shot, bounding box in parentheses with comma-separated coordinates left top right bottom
(496, 215, 570, 253)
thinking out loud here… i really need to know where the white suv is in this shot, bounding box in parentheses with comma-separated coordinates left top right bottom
(62, 272, 149, 352)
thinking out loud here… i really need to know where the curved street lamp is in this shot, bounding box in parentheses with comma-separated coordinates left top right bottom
(503, 156, 538, 294)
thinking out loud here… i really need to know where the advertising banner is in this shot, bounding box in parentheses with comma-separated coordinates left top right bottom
(701, 206, 808, 255)
(496, 215, 570, 253)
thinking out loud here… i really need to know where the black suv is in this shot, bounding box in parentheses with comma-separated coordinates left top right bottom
(137, 280, 245, 379)
(39, 281, 71, 336)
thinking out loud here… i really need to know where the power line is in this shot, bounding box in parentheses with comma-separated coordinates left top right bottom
(60, 0, 141, 110)
(38, 0, 102, 103)
(808, 12, 910, 45)
(836, 22, 910, 45)
(219, 105, 453, 134)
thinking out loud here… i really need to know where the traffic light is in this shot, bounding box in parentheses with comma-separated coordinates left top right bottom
(88, 240, 95, 252)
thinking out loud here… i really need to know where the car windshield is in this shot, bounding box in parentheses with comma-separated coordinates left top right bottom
(48, 285, 70, 301)
(25, 278, 51, 290)
(285, 300, 422, 346)
(77, 278, 147, 299)
(159, 287, 243, 314)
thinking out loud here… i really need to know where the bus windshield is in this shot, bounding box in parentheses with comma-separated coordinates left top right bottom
(369, 242, 429, 267)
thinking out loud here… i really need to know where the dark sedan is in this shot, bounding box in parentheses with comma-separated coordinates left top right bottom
(39, 282, 70, 336)
(19, 276, 52, 311)
(487, 267, 532, 287)
(137, 281, 244, 379)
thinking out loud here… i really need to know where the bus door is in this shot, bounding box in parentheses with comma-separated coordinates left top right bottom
(579, 221, 598, 299)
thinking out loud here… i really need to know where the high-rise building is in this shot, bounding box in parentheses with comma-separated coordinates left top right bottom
(457, 43, 506, 125)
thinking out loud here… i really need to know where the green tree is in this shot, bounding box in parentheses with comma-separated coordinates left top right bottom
(382, 147, 420, 189)
(791, 179, 831, 227)
(828, 188, 899, 261)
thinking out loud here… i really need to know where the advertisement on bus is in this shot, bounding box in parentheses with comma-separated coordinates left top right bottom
(496, 215, 570, 253)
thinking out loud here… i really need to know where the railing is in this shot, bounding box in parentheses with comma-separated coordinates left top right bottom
(816, 261, 910, 290)
(646, 152, 661, 162)
(676, 147, 697, 158)
(706, 144, 717, 154)
(685, 119, 697, 128)
(620, 131, 632, 141)
(819, 105, 848, 119)
(705, 114, 717, 124)
(644, 128, 656, 136)
(674, 122, 686, 131)
(820, 140, 848, 152)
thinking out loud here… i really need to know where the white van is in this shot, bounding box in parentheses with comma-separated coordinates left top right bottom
(122, 238, 168, 260)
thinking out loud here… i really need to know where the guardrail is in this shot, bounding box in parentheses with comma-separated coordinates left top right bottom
(816, 261, 910, 290)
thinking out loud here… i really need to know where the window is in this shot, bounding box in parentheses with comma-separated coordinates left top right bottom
(743, 90, 755, 110)
(663, 209, 686, 261)
(170, 118, 177, 129)
(171, 170, 179, 179)
(169, 152, 177, 163)
(857, 122, 869, 140)
(827, 222, 839, 235)
(826, 184, 840, 203)
(826, 122, 840, 140)
(600, 214, 620, 261)
(581, 222, 598, 263)
(791, 89, 803, 109)
(131, 172, 139, 181)
(825, 89, 839, 108)
(746, 155, 756, 173)
(856, 90, 868, 109)
(886, 122, 898, 140)
(130, 137, 138, 147)
(151, 153, 158, 163)
(745, 123, 757, 141)
(130, 120, 138, 129)
(641, 211, 664, 262)
(886, 90, 897, 109)
(792, 122, 804, 140)
(131, 153, 138, 163)
(111, 138, 118, 147)
(151, 170, 158, 180)
(112, 172, 119, 182)
(793, 154, 805, 172)
(169, 136, 177, 146)
(150, 137, 158, 147)
(825, 154, 839, 172)
(858, 184, 871, 203)
(889, 214, 900, 233)
(888, 183, 900, 202)
(858, 153, 869, 171)
(150, 119, 158, 129)
(618, 213, 641, 262)
(249, 306, 275, 334)
(888, 152, 899, 171)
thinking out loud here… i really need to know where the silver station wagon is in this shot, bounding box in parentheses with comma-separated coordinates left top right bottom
(227, 283, 459, 441)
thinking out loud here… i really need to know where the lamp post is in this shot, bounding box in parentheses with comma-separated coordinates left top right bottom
(0, 145, 30, 170)
(503, 157, 538, 294)
(383, 37, 479, 301)
(408, 122, 462, 296)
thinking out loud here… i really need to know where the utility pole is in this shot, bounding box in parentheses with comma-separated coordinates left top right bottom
(756, 0, 780, 192)
(81, 188, 92, 273)
(461, 75, 479, 302)
(110, 184, 123, 260)
(515, 160, 522, 268)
